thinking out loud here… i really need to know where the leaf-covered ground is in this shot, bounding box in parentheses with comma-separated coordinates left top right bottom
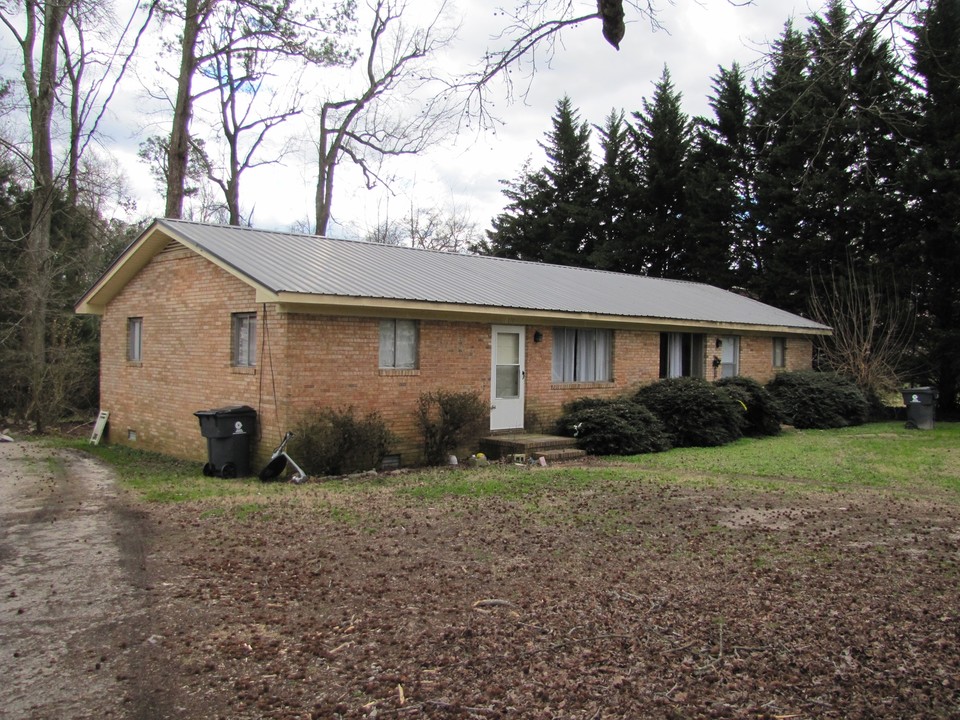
(142, 463, 960, 719)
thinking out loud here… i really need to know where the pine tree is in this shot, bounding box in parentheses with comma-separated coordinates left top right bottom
(686, 63, 754, 288)
(749, 21, 811, 310)
(630, 67, 693, 278)
(592, 110, 640, 270)
(910, 0, 960, 410)
(484, 97, 599, 267)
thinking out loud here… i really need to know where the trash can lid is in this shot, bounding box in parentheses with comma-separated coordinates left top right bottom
(194, 405, 256, 417)
(902, 386, 938, 395)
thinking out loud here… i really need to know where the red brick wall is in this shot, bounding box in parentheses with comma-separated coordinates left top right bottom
(280, 315, 490, 463)
(100, 246, 266, 463)
(99, 248, 816, 466)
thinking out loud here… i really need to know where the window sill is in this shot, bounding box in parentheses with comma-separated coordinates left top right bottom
(126, 361, 142, 368)
(551, 381, 614, 390)
(232, 366, 256, 375)
(379, 368, 420, 377)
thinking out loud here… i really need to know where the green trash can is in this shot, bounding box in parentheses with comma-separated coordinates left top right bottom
(900, 387, 938, 430)
(194, 405, 257, 477)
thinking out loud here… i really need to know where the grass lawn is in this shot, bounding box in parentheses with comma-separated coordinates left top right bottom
(67, 420, 960, 505)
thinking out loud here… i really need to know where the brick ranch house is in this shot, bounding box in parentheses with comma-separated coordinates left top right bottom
(76, 218, 830, 468)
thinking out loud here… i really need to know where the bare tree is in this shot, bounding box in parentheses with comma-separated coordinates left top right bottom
(58, 0, 156, 204)
(809, 263, 915, 402)
(198, 8, 307, 225)
(1, 0, 152, 427)
(313, 0, 459, 235)
(404, 199, 479, 253)
(155, 0, 356, 220)
(2, 0, 74, 429)
(361, 197, 480, 252)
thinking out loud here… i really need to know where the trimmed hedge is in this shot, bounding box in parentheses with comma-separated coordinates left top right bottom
(289, 406, 393, 476)
(557, 398, 671, 456)
(766, 371, 869, 429)
(634, 377, 745, 448)
(715, 376, 783, 437)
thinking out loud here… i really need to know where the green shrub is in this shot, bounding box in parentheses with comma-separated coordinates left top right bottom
(557, 398, 671, 456)
(715, 376, 783, 436)
(766, 371, 869, 429)
(634, 377, 745, 448)
(289, 406, 393, 476)
(417, 390, 487, 466)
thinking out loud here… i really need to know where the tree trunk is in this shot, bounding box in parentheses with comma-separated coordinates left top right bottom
(315, 119, 336, 236)
(166, 0, 206, 219)
(22, 0, 71, 430)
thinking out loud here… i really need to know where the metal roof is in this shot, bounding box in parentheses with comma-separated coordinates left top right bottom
(130, 218, 828, 332)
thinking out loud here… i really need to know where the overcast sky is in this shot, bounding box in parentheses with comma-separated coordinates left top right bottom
(7, 0, 848, 239)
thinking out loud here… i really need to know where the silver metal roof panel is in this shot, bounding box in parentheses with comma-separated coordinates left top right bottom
(157, 218, 828, 331)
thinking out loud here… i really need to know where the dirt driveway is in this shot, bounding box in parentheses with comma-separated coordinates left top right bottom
(0, 442, 172, 720)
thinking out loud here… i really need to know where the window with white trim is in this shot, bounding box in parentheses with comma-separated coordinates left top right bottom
(552, 328, 612, 382)
(659, 333, 705, 378)
(379, 319, 418, 369)
(718, 335, 740, 378)
(232, 312, 257, 367)
(127, 317, 142, 362)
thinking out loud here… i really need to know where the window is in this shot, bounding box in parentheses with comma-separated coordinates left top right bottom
(379, 319, 418, 369)
(552, 328, 612, 382)
(718, 335, 740, 378)
(659, 333, 705, 378)
(232, 312, 257, 367)
(127, 317, 142, 362)
(772, 337, 786, 368)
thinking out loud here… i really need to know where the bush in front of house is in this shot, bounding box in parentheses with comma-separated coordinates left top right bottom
(290, 406, 393, 476)
(417, 390, 488, 466)
(634, 377, 746, 448)
(715, 376, 784, 437)
(557, 397, 671, 456)
(766, 370, 869, 429)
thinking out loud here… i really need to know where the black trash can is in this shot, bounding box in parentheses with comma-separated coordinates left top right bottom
(194, 405, 257, 477)
(900, 387, 938, 430)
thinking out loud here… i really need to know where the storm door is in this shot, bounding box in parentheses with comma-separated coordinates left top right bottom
(490, 326, 525, 430)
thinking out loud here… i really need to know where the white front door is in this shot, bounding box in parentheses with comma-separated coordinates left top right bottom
(490, 326, 525, 430)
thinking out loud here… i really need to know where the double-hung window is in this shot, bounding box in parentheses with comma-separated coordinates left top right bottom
(379, 319, 418, 369)
(232, 312, 257, 367)
(718, 335, 740, 378)
(552, 328, 612, 383)
(127, 317, 143, 362)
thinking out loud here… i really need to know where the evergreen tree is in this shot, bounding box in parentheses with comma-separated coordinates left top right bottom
(630, 67, 693, 278)
(687, 63, 754, 288)
(749, 21, 811, 310)
(592, 109, 640, 270)
(909, 0, 960, 410)
(751, 3, 915, 313)
(484, 96, 599, 267)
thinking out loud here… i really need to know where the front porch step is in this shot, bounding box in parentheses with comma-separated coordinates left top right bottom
(479, 433, 586, 463)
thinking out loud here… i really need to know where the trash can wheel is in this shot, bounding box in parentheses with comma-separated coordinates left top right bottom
(220, 462, 237, 479)
(202, 462, 217, 477)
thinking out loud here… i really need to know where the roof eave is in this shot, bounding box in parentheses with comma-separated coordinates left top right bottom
(272, 292, 831, 335)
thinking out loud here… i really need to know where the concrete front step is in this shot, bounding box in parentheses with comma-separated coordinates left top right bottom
(479, 433, 585, 463)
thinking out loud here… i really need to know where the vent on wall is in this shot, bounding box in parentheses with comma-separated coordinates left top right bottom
(156, 240, 186, 257)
